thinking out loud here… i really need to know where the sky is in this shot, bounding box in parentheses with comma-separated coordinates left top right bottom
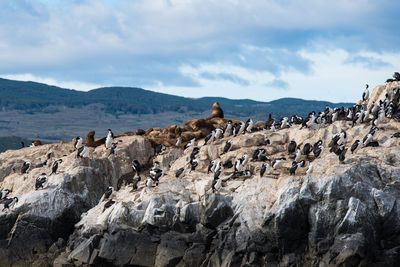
(1, 0, 400, 103)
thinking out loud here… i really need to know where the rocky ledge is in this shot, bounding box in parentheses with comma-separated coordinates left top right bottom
(1, 85, 400, 266)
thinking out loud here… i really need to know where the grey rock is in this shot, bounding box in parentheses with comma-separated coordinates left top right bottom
(155, 231, 188, 267)
(201, 194, 233, 229)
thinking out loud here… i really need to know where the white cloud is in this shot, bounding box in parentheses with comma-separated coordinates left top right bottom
(150, 47, 400, 103)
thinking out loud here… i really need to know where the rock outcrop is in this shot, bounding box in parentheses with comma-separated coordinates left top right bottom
(1, 84, 400, 266)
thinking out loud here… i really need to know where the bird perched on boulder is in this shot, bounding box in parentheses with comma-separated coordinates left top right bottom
(260, 163, 270, 177)
(288, 141, 297, 154)
(21, 161, 31, 174)
(132, 176, 141, 191)
(50, 159, 62, 175)
(109, 140, 123, 156)
(74, 136, 83, 151)
(103, 199, 115, 212)
(175, 167, 186, 178)
(0, 189, 11, 200)
(77, 146, 90, 160)
(1, 197, 18, 211)
(132, 160, 141, 176)
(35, 173, 48, 190)
(105, 129, 114, 149)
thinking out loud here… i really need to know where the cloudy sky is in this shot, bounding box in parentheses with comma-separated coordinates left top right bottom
(1, 0, 400, 102)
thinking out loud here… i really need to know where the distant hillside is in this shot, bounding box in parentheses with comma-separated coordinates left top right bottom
(0, 78, 352, 119)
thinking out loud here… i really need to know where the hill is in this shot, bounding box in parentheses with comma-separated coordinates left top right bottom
(0, 78, 353, 152)
(0, 78, 352, 118)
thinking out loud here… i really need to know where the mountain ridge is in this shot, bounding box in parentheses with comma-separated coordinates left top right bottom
(0, 77, 353, 117)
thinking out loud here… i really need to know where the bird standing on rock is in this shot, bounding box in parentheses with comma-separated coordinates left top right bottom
(363, 84, 369, 102)
(288, 141, 297, 154)
(105, 129, 114, 149)
(260, 163, 270, 177)
(132, 160, 141, 176)
(74, 137, 83, 151)
(77, 146, 90, 160)
(21, 161, 31, 174)
(50, 159, 62, 175)
(35, 173, 48, 190)
(1, 197, 18, 211)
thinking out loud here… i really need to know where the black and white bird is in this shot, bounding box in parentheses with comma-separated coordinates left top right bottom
(50, 159, 62, 175)
(207, 160, 216, 174)
(149, 167, 164, 184)
(1, 197, 18, 211)
(313, 145, 324, 158)
(103, 199, 115, 212)
(339, 147, 348, 163)
(223, 160, 233, 169)
(221, 140, 233, 155)
(190, 158, 200, 172)
(146, 177, 156, 187)
(351, 140, 363, 154)
(337, 131, 348, 145)
(212, 169, 222, 193)
(190, 147, 200, 160)
(260, 163, 270, 177)
(391, 132, 400, 138)
(132, 176, 141, 191)
(105, 129, 114, 149)
(225, 120, 233, 136)
(74, 136, 83, 151)
(214, 159, 222, 174)
(1, 189, 11, 199)
(237, 122, 246, 136)
(21, 161, 31, 174)
(246, 119, 254, 133)
(132, 160, 141, 176)
(252, 148, 268, 162)
(231, 170, 252, 178)
(235, 154, 249, 172)
(362, 84, 369, 101)
(37, 153, 52, 168)
(155, 144, 166, 155)
(35, 173, 48, 190)
(288, 141, 297, 154)
(272, 157, 286, 170)
(103, 186, 114, 200)
(77, 146, 90, 160)
(303, 143, 313, 157)
(175, 167, 186, 178)
(294, 148, 301, 162)
(290, 160, 306, 175)
(184, 138, 196, 149)
(306, 162, 313, 175)
(204, 130, 216, 145)
(215, 128, 224, 139)
(363, 127, 378, 146)
(109, 140, 123, 156)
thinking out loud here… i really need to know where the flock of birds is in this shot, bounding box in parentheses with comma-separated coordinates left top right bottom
(1, 73, 400, 213)
(0, 128, 123, 211)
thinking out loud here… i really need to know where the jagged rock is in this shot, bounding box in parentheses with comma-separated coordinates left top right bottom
(0, 136, 154, 265)
(4, 84, 400, 266)
(201, 194, 233, 229)
(154, 231, 188, 267)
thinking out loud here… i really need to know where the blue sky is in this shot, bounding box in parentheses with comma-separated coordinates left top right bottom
(1, 0, 400, 102)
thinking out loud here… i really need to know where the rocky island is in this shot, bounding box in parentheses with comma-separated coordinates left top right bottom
(1, 81, 400, 266)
